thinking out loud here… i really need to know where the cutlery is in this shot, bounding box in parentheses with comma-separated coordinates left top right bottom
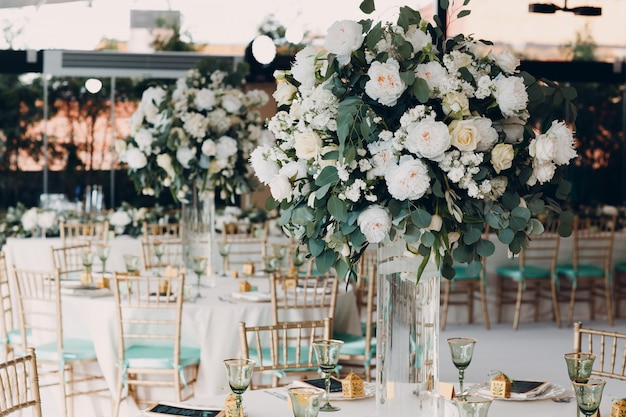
(218, 296, 236, 304)
(264, 390, 287, 401)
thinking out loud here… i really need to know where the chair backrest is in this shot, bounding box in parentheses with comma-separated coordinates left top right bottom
(238, 317, 332, 384)
(573, 321, 626, 381)
(270, 273, 338, 326)
(60, 220, 109, 245)
(0, 347, 43, 417)
(12, 267, 64, 354)
(572, 215, 617, 273)
(518, 219, 560, 274)
(140, 239, 184, 273)
(111, 272, 185, 367)
(142, 222, 181, 240)
(0, 253, 15, 359)
(222, 221, 269, 273)
(50, 242, 92, 279)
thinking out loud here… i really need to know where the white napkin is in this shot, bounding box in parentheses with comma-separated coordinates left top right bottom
(230, 291, 271, 302)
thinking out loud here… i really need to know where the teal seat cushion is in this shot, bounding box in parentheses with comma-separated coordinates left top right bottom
(125, 345, 201, 369)
(616, 263, 626, 273)
(452, 265, 480, 280)
(36, 338, 97, 362)
(333, 332, 376, 356)
(556, 264, 606, 279)
(3, 328, 28, 346)
(496, 265, 551, 281)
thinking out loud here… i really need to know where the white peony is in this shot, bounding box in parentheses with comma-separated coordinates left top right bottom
(493, 117, 526, 144)
(528, 161, 556, 185)
(529, 134, 556, 164)
(140, 86, 167, 124)
(215, 136, 238, 160)
(404, 25, 432, 56)
(474, 118, 500, 152)
(545, 121, 577, 165)
(291, 46, 319, 90)
(365, 58, 406, 107)
(250, 146, 279, 185)
(109, 210, 132, 228)
(405, 119, 452, 160)
(194, 88, 216, 110)
(125, 148, 148, 170)
(496, 50, 520, 75)
(221, 92, 243, 113)
(37, 211, 56, 230)
(357, 205, 392, 243)
(494, 76, 528, 117)
(324, 20, 364, 66)
(385, 155, 430, 201)
(269, 174, 292, 201)
(20, 208, 39, 231)
(134, 128, 154, 152)
(414, 61, 448, 94)
(201, 139, 217, 156)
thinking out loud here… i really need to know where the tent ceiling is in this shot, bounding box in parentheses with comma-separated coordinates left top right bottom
(0, 0, 88, 8)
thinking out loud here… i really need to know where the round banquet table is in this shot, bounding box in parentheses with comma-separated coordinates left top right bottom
(57, 274, 361, 417)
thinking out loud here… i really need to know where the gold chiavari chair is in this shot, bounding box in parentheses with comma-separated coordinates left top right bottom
(573, 321, 626, 380)
(142, 221, 181, 240)
(496, 219, 561, 330)
(140, 239, 184, 274)
(12, 267, 108, 417)
(556, 215, 617, 326)
(238, 318, 332, 389)
(50, 242, 92, 281)
(59, 219, 109, 246)
(0, 347, 43, 417)
(0, 252, 21, 360)
(222, 221, 269, 274)
(111, 272, 200, 416)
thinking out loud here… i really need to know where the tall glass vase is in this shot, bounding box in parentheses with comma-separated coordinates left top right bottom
(376, 234, 442, 416)
(181, 189, 217, 289)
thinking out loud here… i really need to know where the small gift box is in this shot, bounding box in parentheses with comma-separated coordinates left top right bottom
(242, 262, 255, 276)
(490, 372, 511, 399)
(341, 371, 365, 398)
(611, 399, 626, 417)
(224, 393, 243, 417)
(239, 280, 251, 292)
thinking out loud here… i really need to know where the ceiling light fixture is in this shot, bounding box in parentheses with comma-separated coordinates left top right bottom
(529, 0, 601, 16)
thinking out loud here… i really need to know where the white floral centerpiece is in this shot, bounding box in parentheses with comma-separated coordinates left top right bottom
(118, 58, 273, 203)
(251, 0, 578, 280)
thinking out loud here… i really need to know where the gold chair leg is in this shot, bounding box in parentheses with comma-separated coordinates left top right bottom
(479, 281, 490, 330)
(513, 282, 523, 330)
(605, 281, 614, 326)
(496, 277, 503, 323)
(550, 278, 562, 328)
(567, 285, 577, 327)
(467, 285, 474, 324)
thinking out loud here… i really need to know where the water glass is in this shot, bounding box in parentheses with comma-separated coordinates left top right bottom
(572, 377, 606, 417)
(288, 387, 325, 417)
(565, 352, 596, 380)
(123, 254, 140, 274)
(454, 395, 493, 417)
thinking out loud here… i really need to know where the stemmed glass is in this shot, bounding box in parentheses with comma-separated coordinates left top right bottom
(447, 337, 477, 395)
(153, 240, 165, 275)
(96, 243, 110, 274)
(565, 352, 596, 381)
(273, 244, 288, 269)
(123, 254, 139, 275)
(217, 242, 231, 276)
(190, 256, 207, 300)
(312, 339, 344, 412)
(292, 251, 307, 274)
(81, 250, 94, 286)
(572, 377, 606, 417)
(223, 358, 255, 417)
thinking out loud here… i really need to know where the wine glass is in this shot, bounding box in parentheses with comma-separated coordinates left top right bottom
(223, 358, 255, 417)
(263, 255, 279, 274)
(153, 240, 165, 275)
(454, 394, 493, 417)
(273, 244, 288, 269)
(312, 339, 344, 412)
(190, 256, 207, 300)
(96, 243, 110, 274)
(81, 250, 94, 286)
(447, 337, 477, 395)
(123, 254, 139, 275)
(292, 251, 307, 274)
(565, 352, 596, 381)
(217, 242, 231, 276)
(572, 377, 606, 417)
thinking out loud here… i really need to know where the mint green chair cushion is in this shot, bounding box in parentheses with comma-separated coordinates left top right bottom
(4, 328, 28, 345)
(452, 265, 481, 280)
(247, 347, 317, 370)
(556, 264, 606, 279)
(496, 265, 551, 281)
(332, 331, 376, 356)
(615, 263, 626, 273)
(36, 338, 97, 362)
(124, 345, 201, 369)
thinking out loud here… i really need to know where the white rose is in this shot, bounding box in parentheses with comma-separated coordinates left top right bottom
(134, 128, 154, 152)
(449, 119, 479, 152)
(221, 93, 242, 113)
(269, 174, 292, 201)
(529, 161, 556, 185)
(357, 205, 391, 243)
(491, 143, 515, 173)
(294, 131, 322, 160)
(385, 155, 430, 201)
(442, 91, 471, 118)
(405, 119, 451, 160)
(201, 139, 217, 156)
(21, 208, 39, 231)
(545, 120, 577, 165)
(125, 148, 148, 170)
(494, 76, 528, 117)
(279, 160, 307, 180)
(273, 81, 297, 107)
(250, 146, 279, 185)
(194, 88, 216, 110)
(496, 50, 520, 75)
(176, 147, 195, 168)
(324, 20, 364, 66)
(365, 58, 407, 107)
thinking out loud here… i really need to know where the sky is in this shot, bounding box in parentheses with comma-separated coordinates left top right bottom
(0, 0, 432, 50)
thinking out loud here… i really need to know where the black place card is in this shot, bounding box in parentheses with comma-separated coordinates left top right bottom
(145, 403, 224, 417)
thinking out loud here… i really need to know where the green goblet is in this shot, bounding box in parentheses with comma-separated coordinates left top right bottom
(447, 337, 477, 395)
(572, 377, 605, 417)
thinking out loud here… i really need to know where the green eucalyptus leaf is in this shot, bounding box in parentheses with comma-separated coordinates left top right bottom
(421, 231, 435, 247)
(315, 166, 339, 186)
(498, 228, 515, 244)
(412, 77, 430, 103)
(315, 250, 336, 273)
(526, 218, 545, 235)
(411, 209, 432, 228)
(476, 239, 495, 257)
(463, 228, 481, 245)
(465, 259, 483, 276)
(328, 196, 348, 222)
(309, 238, 325, 257)
(359, 0, 376, 14)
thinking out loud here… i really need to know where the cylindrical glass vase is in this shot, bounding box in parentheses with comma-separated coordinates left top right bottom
(376, 235, 442, 416)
